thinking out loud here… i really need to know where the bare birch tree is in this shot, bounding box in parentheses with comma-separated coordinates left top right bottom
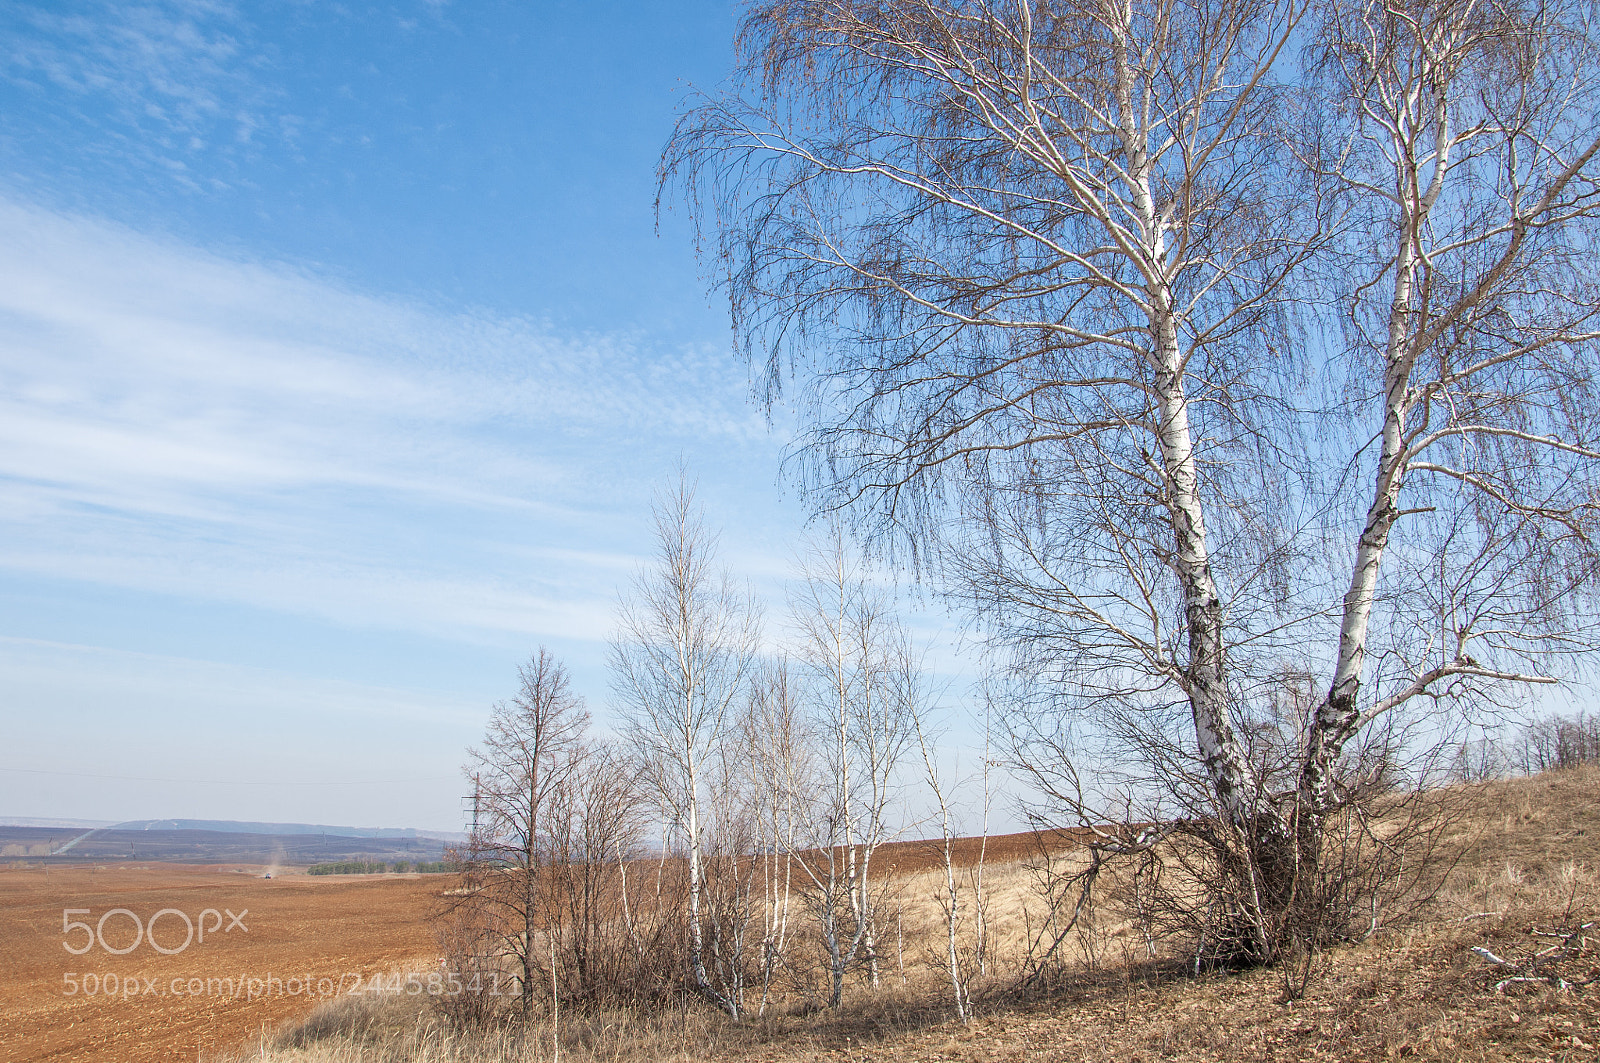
(609, 475, 763, 1017)
(743, 657, 810, 1012)
(969, 699, 995, 977)
(666, 0, 1600, 968)
(786, 524, 914, 1006)
(911, 680, 970, 1023)
(1303, 0, 1600, 844)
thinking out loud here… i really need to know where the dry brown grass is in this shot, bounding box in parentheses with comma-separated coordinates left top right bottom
(1432, 766, 1600, 917)
(234, 992, 739, 1063)
(238, 766, 1600, 1063)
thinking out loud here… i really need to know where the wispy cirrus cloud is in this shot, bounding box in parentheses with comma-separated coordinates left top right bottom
(0, 194, 779, 642)
(1, 0, 275, 188)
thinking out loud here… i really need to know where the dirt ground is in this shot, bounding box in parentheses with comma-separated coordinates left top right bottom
(0, 864, 441, 1063)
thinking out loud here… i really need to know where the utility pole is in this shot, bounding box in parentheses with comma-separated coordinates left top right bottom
(462, 772, 482, 862)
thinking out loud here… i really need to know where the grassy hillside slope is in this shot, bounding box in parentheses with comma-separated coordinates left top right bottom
(238, 766, 1599, 1063)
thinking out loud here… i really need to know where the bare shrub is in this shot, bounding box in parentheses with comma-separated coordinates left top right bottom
(431, 910, 511, 1032)
(543, 745, 678, 1008)
(1012, 700, 1469, 997)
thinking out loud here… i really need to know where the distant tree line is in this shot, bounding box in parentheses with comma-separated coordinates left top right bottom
(308, 860, 451, 875)
(1454, 711, 1600, 782)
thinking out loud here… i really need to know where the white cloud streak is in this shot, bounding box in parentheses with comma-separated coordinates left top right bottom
(0, 194, 776, 642)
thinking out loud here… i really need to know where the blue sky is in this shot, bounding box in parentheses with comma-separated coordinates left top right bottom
(0, 1, 983, 833)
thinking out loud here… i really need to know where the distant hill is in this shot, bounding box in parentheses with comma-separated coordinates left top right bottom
(0, 824, 454, 865)
(0, 816, 117, 829)
(110, 819, 466, 842)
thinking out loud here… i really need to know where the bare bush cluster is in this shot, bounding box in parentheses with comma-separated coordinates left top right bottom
(443, 652, 680, 1024)
(442, 480, 967, 1030)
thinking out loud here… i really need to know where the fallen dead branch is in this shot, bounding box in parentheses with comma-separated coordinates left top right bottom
(1471, 920, 1597, 992)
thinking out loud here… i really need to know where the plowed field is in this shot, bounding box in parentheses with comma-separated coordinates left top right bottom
(869, 828, 1086, 874)
(0, 832, 1078, 1062)
(0, 864, 440, 1063)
